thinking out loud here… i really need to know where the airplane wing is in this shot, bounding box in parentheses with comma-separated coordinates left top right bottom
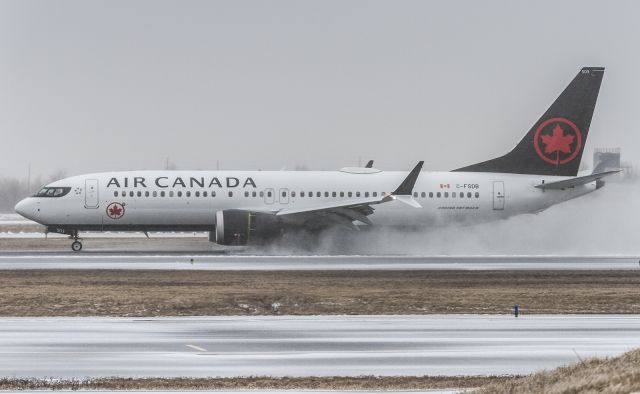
(247, 161, 423, 229)
(274, 161, 423, 228)
(534, 170, 620, 190)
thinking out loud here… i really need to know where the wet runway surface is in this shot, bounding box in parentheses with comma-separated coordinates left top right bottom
(0, 254, 638, 270)
(1, 315, 639, 378)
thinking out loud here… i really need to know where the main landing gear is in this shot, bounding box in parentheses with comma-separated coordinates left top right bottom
(69, 230, 82, 252)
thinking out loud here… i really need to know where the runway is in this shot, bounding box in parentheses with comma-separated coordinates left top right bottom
(1, 315, 639, 378)
(0, 253, 638, 270)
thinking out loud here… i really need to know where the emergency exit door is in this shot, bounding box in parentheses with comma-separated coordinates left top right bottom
(493, 181, 505, 211)
(85, 179, 99, 209)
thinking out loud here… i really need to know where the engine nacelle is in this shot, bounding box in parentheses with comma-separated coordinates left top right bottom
(213, 210, 280, 245)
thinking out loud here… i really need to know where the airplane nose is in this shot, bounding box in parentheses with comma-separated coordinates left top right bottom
(14, 198, 32, 219)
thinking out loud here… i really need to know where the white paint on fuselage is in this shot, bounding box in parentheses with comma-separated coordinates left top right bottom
(15, 170, 597, 230)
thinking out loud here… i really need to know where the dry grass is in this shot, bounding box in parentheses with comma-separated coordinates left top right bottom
(0, 375, 511, 391)
(0, 269, 639, 316)
(477, 348, 640, 394)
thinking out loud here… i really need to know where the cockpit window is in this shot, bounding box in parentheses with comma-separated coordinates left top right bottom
(35, 187, 71, 198)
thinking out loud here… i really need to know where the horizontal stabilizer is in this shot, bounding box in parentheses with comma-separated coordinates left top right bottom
(535, 170, 619, 190)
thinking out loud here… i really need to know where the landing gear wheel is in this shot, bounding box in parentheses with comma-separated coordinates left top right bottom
(71, 241, 82, 252)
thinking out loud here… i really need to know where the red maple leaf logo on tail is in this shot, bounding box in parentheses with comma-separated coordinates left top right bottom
(541, 124, 574, 155)
(533, 117, 582, 165)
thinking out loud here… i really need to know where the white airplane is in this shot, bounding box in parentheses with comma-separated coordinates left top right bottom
(15, 67, 616, 251)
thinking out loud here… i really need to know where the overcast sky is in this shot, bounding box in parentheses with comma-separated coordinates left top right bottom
(1, 0, 639, 179)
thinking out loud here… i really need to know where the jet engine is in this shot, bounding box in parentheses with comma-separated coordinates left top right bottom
(213, 210, 281, 245)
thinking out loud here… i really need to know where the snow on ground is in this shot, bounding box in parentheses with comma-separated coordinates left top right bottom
(0, 213, 32, 225)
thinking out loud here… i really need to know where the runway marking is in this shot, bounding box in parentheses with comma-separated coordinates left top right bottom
(186, 344, 207, 352)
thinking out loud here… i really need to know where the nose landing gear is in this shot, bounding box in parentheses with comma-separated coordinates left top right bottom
(71, 240, 82, 252)
(70, 230, 83, 252)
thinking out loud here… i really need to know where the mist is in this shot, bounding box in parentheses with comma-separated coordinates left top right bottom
(254, 178, 640, 256)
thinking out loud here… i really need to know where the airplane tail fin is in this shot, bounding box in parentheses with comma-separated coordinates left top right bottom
(454, 67, 604, 176)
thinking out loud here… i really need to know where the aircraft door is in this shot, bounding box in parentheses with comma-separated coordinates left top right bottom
(264, 188, 275, 204)
(493, 181, 505, 210)
(85, 179, 99, 209)
(279, 188, 289, 204)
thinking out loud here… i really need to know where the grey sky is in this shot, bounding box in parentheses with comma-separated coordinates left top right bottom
(1, 0, 638, 179)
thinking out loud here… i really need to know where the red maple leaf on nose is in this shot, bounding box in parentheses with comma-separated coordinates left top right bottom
(109, 205, 122, 217)
(541, 124, 575, 154)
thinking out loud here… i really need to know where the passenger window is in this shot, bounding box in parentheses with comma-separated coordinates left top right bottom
(437, 192, 441, 198)
(137, 191, 142, 197)
(282, 191, 287, 197)
(317, 192, 321, 197)
(373, 192, 377, 197)
(178, 191, 183, 197)
(186, 191, 191, 197)
(365, 192, 369, 197)
(348, 192, 352, 197)
(452, 192, 456, 198)
(413, 192, 418, 198)
(169, 191, 174, 197)
(114, 191, 118, 197)
(309, 191, 313, 197)
(203, 191, 208, 197)
(129, 191, 134, 197)
(259, 191, 264, 197)
(429, 192, 433, 198)
(228, 191, 233, 197)
(325, 192, 329, 197)
(340, 192, 344, 197)
(444, 192, 448, 198)
(160, 191, 165, 197)
(475, 192, 480, 198)
(145, 191, 149, 197)
(212, 191, 216, 197)
(421, 192, 426, 198)
(267, 191, 272, 197)
(332, 192, 336, 197)
(301, 191, 305, 197)
(292, 191, 296, 197)
(356, 192, 360, 197)
(196, 191, 200, 197)
(459, 192, 463, 199)
(245, 191, 249, 197)
(153, 191, 157, 197)
(252, 191, 257, 197)
(467, 192, 472, 198)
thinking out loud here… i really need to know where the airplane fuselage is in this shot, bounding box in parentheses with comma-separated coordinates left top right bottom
(15, 169, 595, 233)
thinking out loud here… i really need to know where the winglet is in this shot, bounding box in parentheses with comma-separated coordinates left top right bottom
(392, 161, 424, 195)
(365, 160, 374, 168)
